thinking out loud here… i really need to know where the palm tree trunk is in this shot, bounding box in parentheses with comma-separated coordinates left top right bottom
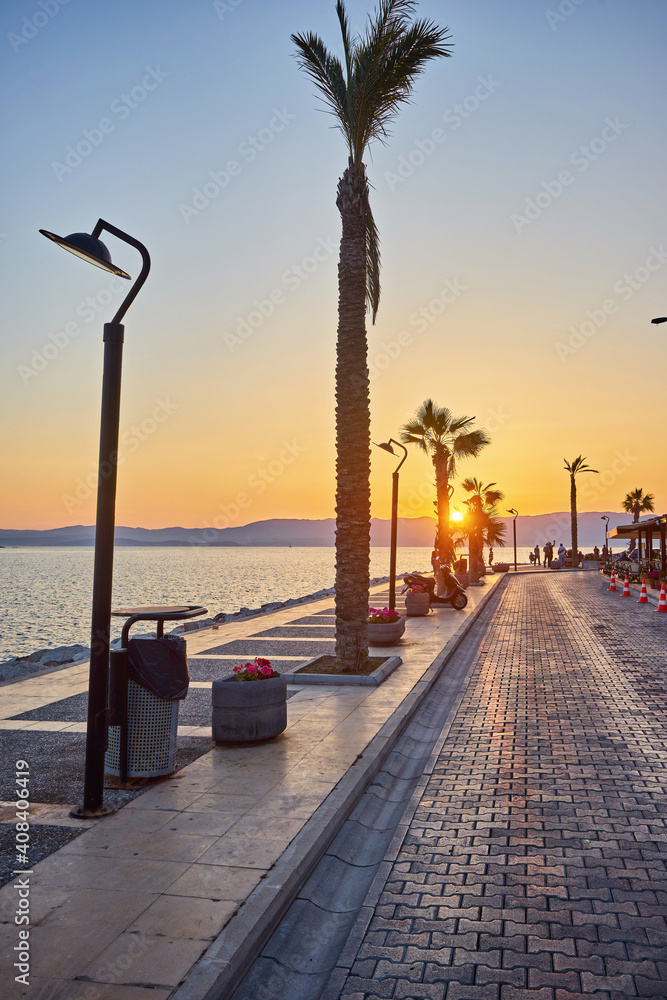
(470, 522, 481, 583)
(334, 163, 370, 672)
(434, 457, 452, 592)
(570, 476, 578, 568)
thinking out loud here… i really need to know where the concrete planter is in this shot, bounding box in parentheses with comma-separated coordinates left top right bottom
(212, 674, 287, 743)
(405, 592, 430, 616)
(368, 618, 405, 645)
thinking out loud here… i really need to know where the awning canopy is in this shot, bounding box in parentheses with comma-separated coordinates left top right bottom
(609, 515, 667, 539)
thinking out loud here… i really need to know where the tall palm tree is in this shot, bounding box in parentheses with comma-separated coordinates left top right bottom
(292, 3, 452, 671)
(401, 401, 490, 568)
(622, 488, 655, 523)
(460, 478, 505, 579)
(564, 455, 598, 567)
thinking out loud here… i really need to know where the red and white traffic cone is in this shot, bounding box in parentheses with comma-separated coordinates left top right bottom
(621, 575, 631, 597)
(656, 583, 667, 613)
(608, 572, 617, 592)
(637, 579, 649, 604)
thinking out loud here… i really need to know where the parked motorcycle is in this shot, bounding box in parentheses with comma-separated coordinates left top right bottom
(402, 568, 468, 610)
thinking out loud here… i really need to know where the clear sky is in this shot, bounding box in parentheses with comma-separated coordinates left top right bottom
(2, 0, 666, 531)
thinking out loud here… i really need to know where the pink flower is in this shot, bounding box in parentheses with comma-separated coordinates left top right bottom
(260, 664, 273, 676)
(246, 664, 257, 675)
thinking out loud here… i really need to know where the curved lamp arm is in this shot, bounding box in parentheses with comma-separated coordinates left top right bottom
(375, 438, 408, 474)
(91, 219, 151, 324)
(387, 438, 408, 474)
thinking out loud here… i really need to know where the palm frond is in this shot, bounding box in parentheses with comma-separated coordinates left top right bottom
(449, 415, 474, 435)
(564, 454, 598, 476)
(335, 0, 355, 83)
(348, 8, 452, 161)
(364, 196, 381, 321)
(291, 31, 351, 150)
(400, 421, 430, 454)
(452, 429, 491, 458)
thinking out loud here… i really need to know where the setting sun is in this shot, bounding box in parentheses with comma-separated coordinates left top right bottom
(450, 511, 464, 522)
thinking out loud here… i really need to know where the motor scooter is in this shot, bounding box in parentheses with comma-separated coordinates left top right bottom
(403, 568, 468, 610)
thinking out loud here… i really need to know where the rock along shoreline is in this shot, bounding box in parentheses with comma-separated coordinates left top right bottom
(0, 573, 412, 684)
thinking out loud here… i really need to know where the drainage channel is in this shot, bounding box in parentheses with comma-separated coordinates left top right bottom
(229, 581, 507, 1000)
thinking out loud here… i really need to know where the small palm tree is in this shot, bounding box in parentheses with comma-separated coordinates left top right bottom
(564, 456, 598, 567)
(401, 401, 490, 567)
(622, 488, 655, 523)
(459, 478, 506, 579)
(292, 3, 452, 672)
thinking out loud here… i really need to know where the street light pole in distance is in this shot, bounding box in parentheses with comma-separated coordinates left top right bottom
(374, 439, 408, 611)
(507, 508, 518, 572)
(40, 221, 151, 818)
(601, 515, 610, 568)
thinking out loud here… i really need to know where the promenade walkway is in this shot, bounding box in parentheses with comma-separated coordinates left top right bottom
(0, 577, 495, 1000)
(3, 570, 666, 1000)
(329, 572, 667, 999)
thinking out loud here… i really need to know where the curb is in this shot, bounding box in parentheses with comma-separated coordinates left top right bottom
(171, 573, 507, 1000)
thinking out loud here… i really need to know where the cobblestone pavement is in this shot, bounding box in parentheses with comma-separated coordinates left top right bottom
(336, 572, 667, 1000)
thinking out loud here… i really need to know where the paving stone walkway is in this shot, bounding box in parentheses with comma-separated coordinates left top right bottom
(335, 572, 667, 1000)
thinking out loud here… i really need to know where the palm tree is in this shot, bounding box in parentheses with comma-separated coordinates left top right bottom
(401, 401, 490, 568)
(459, 478, 506, 580)
(564, 456, 598, 567)
(622, 488, 655, 523)
(292, 3, 452, 671)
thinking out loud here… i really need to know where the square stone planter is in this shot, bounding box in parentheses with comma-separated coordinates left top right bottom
(405, 592, 430, 616)
(284, 655, 402, 687)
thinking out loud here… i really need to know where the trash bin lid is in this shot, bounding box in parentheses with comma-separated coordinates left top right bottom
(112, 605, 191, 616)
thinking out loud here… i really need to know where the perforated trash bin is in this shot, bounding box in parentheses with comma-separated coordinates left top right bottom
(106, 677, 180, 777)
(105, 631, 190, 779)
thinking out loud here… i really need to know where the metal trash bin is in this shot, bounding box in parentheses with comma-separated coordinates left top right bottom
(106, 676, 180, 778)
(105, 605, 207, 783)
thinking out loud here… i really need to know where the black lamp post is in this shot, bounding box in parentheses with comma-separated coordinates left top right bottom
(601, 515, 610, 566)
(507, 508, 518, 571)
(650, 317, 667, 324)
(40, 221, 151, 818)
(375, 439, 408, 610)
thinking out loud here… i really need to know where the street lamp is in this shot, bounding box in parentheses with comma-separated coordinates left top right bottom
(650, 317, 667, 324)
(374, 439, 408, 610)
(601, 515, 610, 566)
(40, 220, 151, 818)
(507, 508, 518, 572)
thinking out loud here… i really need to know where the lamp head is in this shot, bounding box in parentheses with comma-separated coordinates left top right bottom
(376, 441, 396, 456)
(40, 229, 131, 279)
(651, 317, 667, 324)
(507, 508, 518, 516)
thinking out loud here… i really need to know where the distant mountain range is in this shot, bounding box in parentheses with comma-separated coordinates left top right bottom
(0, 512, 641, 548)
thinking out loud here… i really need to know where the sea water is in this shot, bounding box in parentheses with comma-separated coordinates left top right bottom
(0, 546, 433, 661)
